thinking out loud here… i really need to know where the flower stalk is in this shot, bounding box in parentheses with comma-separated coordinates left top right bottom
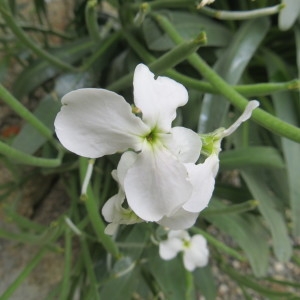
(79, 158, 119, 257)
(0, 0, 76, 72)
(154, 13, 300, 143)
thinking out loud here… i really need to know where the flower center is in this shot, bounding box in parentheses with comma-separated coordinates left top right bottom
(144, 128, 160, 146)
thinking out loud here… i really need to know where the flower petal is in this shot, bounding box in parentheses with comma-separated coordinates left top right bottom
(159, 238, 182, 260)
(124, 144, 192, 221)
(158, 208, 199, 230)
(101, 190, 126, 223)
(54, 88, 149, 158)
(183, 235, 209, 271)
(183, 155, 219, 213)
(116, 151, 138, 190)
(133, 64, 188, 132)
(222, 100, 259, 137)
(161, 127, 202, 163)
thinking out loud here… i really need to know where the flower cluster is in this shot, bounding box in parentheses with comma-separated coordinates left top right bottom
(159, 230, 209, 272)
(54, 64, 258, 234)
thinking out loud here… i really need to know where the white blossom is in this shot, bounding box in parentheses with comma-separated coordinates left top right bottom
(159, 230, 209, 271)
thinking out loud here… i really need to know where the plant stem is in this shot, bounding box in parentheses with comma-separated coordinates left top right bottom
(0, 248, 47, 300)
(0, 0, 76, 71)
(124, 31, 300, 96)
(85, 0, 101, 43)
(0, 140, 62, 167)
(154, 13, 300, 143)
(79, 158, 119, 257)
(198, 4, 285, 20)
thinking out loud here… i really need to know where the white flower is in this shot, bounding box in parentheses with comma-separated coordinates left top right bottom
(55, 64, 215, 227)
(159, 230, 209, 271)
(54, 63, 258, 233)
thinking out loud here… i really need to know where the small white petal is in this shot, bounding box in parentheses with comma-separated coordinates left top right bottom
(183, 235, 209, 271)
(102, 190, 126, 223)
(158, 208, 199, 230)
(161, 127, 202, 163)
(133, 64, 188, 132)
(124, 144, 192, 221)
(183, 155, 219, 213)
(222, 100, 259, 137)
(116, 151, 138, 190)
(104, 223, 119, 235)
(168, 230, 190, 240)
(55, 88, 149, 158)
(159, 237, 183, 260)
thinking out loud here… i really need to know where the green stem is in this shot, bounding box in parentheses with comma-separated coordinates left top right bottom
(0, 0, 76, 71)
(122, 32, 300, 96)
(80, 31, 121, 71)
(202, 200, 259, 216)
(80, 237, 100, 298)
(79, 157, 119, 257)
(199, 4, 285, 20)
(59, 228, 72, 300)
(131, 0, 195, 11)
(85, 0, 101, 43)
(0, 140, 62, 167)
(0, 248, 47, 300)
(0, 84, 58, 146)
(108, 30, 206, 90)
(154, 13, 300, 143)
(0, 22, 74, 40)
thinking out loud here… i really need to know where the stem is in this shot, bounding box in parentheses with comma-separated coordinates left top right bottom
(59, 228, 72, 300)
(202, 200, 259, 216)
(154, 13, 300, 143)
(108, 30, 206, 90)
(0, 22, 74, 40)
(80, 237, 100, 297)
(0, 140, 62, 167)
(0, 248, 47, 300)
(85, 0, 101, 43)
(79, 157, 119, 257)
(80, 31, 121, 71)
(0, 0, 76, 71)
(0, 84, 59, 147)
(198, 4, 285, 20)
(123, 31, 300, 96)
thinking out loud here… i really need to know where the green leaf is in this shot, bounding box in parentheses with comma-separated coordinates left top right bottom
(205, 199, 270, 277)
(194, 266, 217, 300)
(13, 38, 94, 98)
(143, 11, 232, 51)
(149, 257, 187, 299)
(198, 17, 270, 133)
(265, 50, 300, 237)
(12, 95, 60, 154)
(219, 146, 285, 169)
(241, 169, 293, 262)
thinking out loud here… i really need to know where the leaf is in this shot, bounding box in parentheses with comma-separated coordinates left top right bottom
(219, 146, 285, 169)
(99, 224, 150, 300)
(143, 11, 232, 51)
(147, 254, 187, 300)
(198, 17, 270, 133)
(194, 266, 217, 300)
(13, 38, 94, 98)
(265, 50, 300, 237)
(12, 95, 60, 154)
(12, 71, 93, 155)
(205, 199, 270, 277)
(241, 169, 293, 262)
